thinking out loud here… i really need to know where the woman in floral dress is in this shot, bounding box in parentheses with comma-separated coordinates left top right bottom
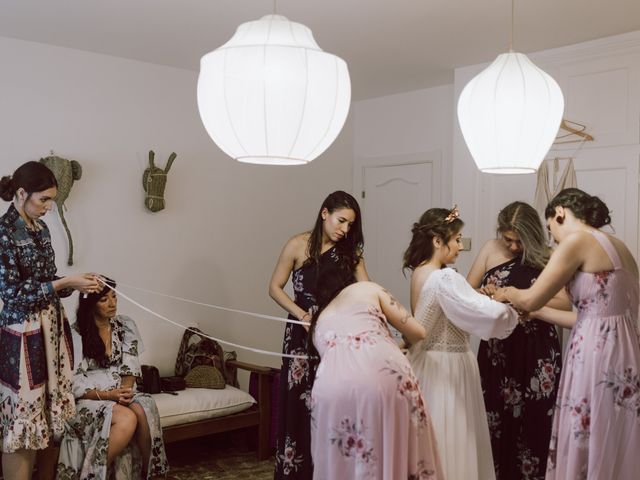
(309, 268, 443, 479)
(467, 202, 571, 480)
(56, 277, 168, 479)
(0, 161, 99, 480)
(269, 191, 368, 479)
(495, 188, 640, 479)
(404, 207, 520, 480)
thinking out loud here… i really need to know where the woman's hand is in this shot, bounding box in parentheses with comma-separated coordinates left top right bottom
(108, 387, 134, 404)
(69, 273, 101, 294)
(492, 287, 511, 302)
(479, 283, 498, 296)
(516, 309, 531, 326)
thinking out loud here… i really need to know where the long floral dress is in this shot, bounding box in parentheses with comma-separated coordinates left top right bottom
(546, 230, 640, 479)
(311, 303, 444, 480)
(408, 268, 519, 480)
(477, 256, 562, 480)
(56, 315, 169, 480)
(274, 247, 338, 479)
(0, 204, 76, 452)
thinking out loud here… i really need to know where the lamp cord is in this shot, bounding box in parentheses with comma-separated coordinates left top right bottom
(510, 0, 515, 52)
(273, 0, 277, 15)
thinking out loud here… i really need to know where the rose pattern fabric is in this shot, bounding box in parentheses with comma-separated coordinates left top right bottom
(311, 303, 443, 479)
(275, 247, 339, 479)
(546, 231, 640, 479)
(478, 256, 561, 480)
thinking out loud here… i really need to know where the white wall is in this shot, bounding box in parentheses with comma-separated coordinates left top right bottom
(0, 36, 354, 380)
(353, 84, 453, 204)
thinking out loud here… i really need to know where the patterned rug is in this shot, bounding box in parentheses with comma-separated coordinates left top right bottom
(165, 434, 274, 480)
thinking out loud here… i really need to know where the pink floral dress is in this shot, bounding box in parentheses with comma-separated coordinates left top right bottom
(546, 230, 640, 479)
(311, 303, 443, 480)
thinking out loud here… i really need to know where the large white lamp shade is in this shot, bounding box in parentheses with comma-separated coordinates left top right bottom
(457, 52, 564, 174)
(197, 14, 351, 165)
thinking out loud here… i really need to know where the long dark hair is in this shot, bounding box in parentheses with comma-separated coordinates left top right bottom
(545, 188, 611, 228)
(76, 277, 116, 367)
(307, 262, 357, 357)
(497, 201, 549, 269)
(403, 207, 464, 271)
(0, 161, 57, 202)
(305, 191, 364, 273)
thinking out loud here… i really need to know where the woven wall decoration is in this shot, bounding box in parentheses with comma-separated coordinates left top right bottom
(142, 150, 176, 212)
(39, 155, 82, 266)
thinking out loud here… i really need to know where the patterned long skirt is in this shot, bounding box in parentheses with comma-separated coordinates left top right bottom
(478, 321, 561, 480)
(0, 302, 75, 452)
(274, 322, 317, 479)
(56, 393, 168, 479)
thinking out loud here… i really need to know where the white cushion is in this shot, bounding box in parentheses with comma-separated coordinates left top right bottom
(152, 386, 256, 428)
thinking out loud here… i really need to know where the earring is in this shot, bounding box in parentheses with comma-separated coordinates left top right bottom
(555, 216, 564, 225)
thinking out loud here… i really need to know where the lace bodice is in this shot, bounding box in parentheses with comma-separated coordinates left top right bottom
(412, 268, 518, 353)
(415, 282, 471, 352)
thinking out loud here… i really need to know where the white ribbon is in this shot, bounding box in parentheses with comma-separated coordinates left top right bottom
(97, 279, 310, 360)
(117, 281, 311, 326)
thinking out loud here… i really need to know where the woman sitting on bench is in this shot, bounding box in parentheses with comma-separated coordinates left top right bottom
(56, 277, 169, 479)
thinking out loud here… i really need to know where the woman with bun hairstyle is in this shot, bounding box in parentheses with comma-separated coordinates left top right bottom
(0, 161, 99, 480)
(494, 188, 640, 479)
(404, 206, 519, 480)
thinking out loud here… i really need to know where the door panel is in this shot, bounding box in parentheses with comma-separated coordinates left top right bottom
(363, 162, 437, 311)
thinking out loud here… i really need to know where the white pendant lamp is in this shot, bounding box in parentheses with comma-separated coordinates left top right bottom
(197, 13, 351, 165)
(457, 2, 564, 174)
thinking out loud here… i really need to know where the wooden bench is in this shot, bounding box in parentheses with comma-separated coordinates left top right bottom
(160, 359, 276, 460)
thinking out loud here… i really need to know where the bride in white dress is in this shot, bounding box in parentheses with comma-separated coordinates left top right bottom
(403, 207, 519, 480)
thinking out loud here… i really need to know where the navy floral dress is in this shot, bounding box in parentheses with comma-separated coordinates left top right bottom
(0, 204, 76, 452)
(274, 247, 338, 479)
(477, 257, 562, 480)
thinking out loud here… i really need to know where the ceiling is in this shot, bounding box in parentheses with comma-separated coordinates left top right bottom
(1, 0, 639, 100)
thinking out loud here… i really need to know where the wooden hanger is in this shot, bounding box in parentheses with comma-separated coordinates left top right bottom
(554, 118, 594, 144)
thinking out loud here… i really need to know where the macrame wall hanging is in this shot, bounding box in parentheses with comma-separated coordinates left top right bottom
(143, 150, 176, 212)
(39, 154, 82, 266)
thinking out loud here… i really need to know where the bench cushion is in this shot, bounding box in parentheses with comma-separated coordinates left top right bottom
(152, 386, 256, 428)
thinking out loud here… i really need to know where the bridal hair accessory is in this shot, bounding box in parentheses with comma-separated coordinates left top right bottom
(444, 205, 460, 224)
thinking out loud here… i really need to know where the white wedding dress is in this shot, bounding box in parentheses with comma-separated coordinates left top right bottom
(408, 268, 518, 480)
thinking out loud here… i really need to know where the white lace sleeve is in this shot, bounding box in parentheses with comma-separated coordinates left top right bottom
(431, 268, 518, 340)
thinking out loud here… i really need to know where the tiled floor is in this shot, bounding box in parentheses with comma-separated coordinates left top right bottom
(165, 433, 274, 480)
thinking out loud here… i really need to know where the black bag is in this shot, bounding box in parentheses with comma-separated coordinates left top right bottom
(160, 376, 186, 392)
(141, 365, 161, 394)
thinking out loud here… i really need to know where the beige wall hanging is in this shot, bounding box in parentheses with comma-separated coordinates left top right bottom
(39, 154, 82, 266)
(143, 150, 176, 212)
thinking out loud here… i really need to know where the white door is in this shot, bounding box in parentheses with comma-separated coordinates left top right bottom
(571, 146, 639, 256)
(362, 162, 439, 311)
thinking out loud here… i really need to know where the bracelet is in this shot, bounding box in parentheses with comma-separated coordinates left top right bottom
(95, 390, 102, 401)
